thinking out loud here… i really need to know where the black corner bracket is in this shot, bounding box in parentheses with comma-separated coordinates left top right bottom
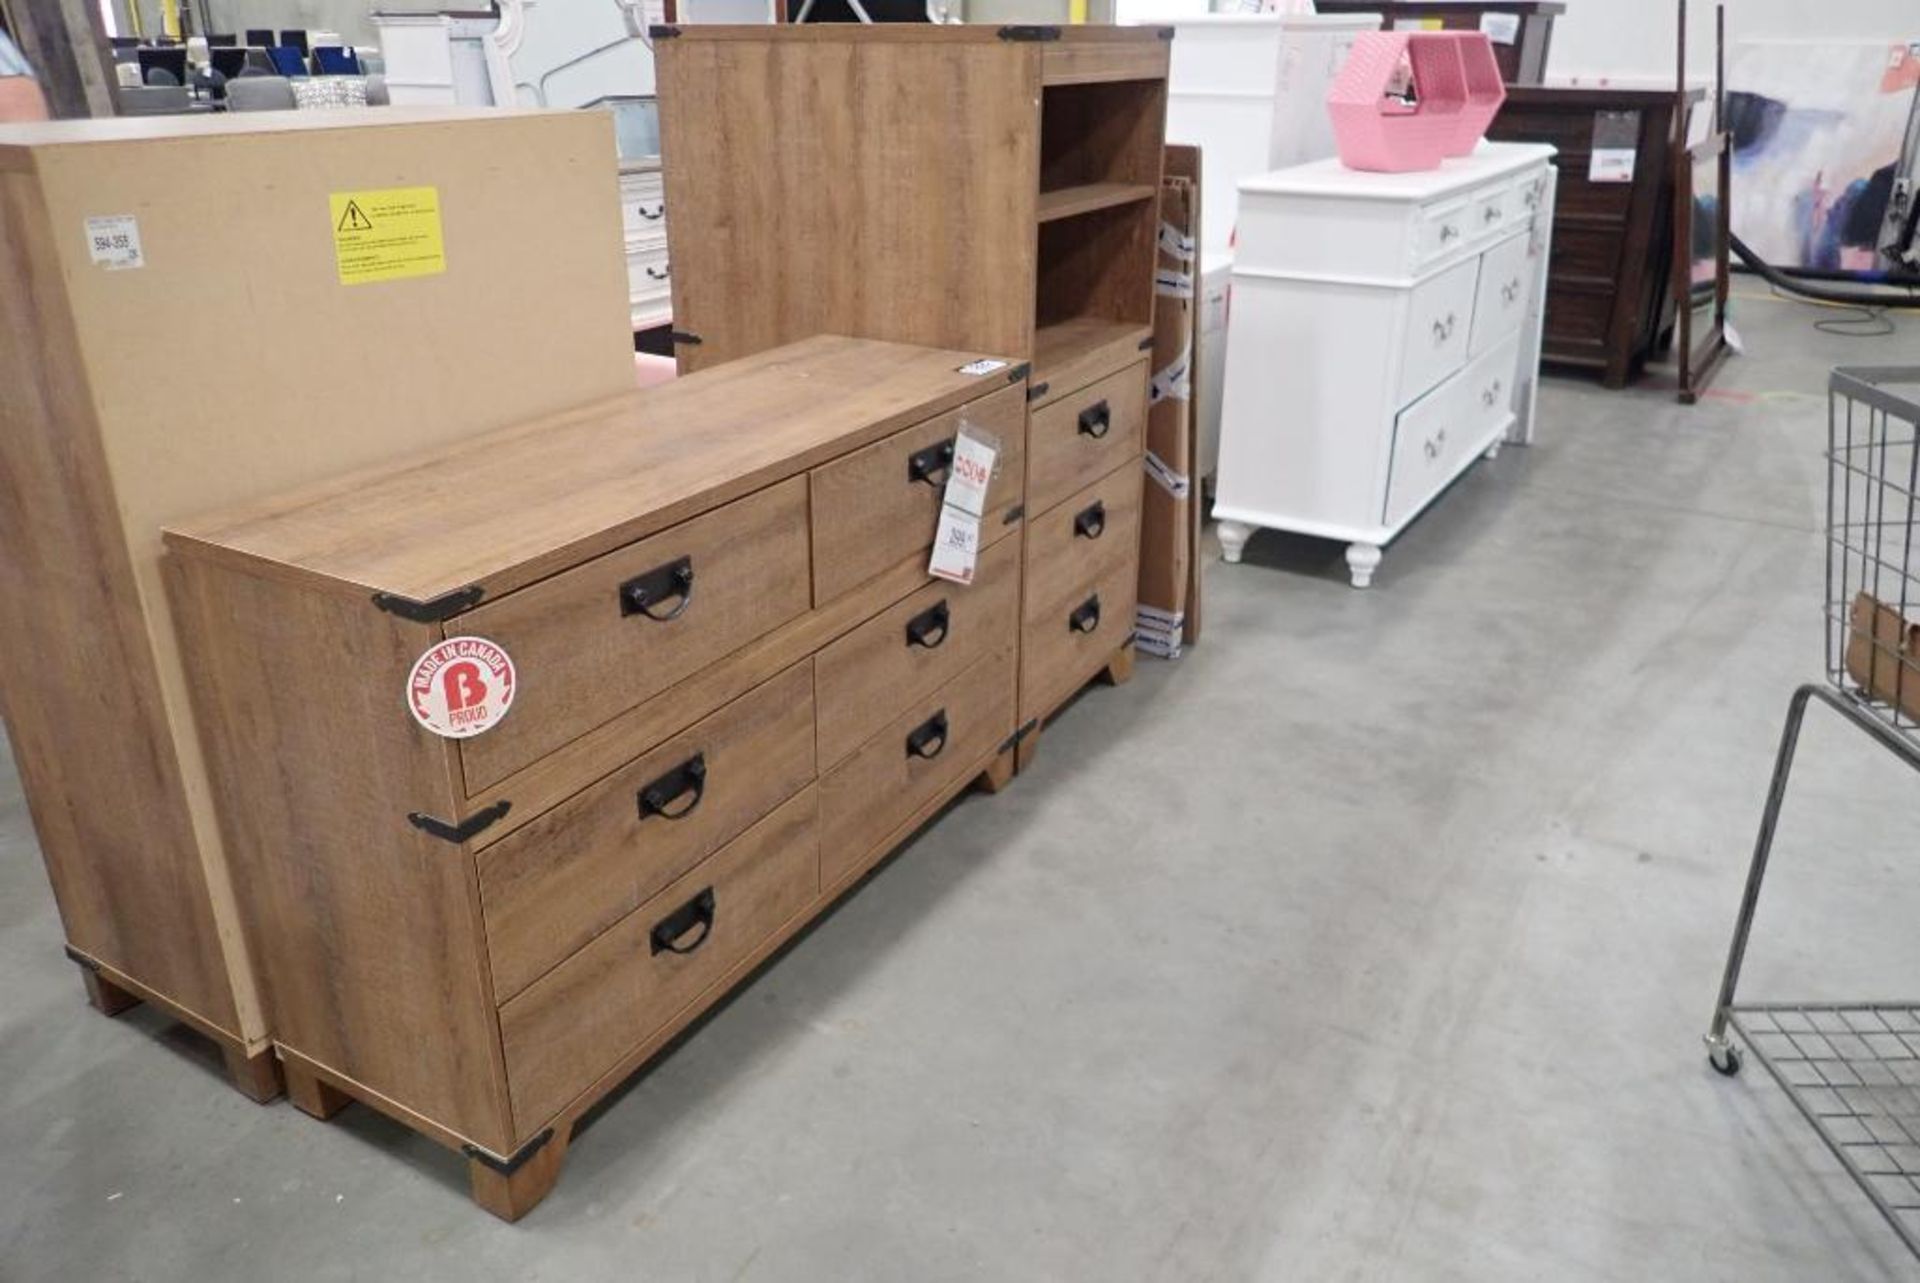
(462, 1127, 555, 1177)
(1002, 503, 1026, 526)
(1026, 381, 1051, 403)
(372, 585, 484, 624)
(669, 329, 703, 346)
(1005, 362, 1032, 386)
(649, 23, 681, 38)
(997, 24, 1060, 40)
(1137, 335, 1155, 351)
(408, 800, 512, 845)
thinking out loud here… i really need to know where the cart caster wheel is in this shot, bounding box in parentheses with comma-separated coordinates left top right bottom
(1708, 1044, 1742, 1077)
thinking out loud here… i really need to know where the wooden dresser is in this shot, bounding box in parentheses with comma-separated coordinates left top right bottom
(1214, 144, 1557, 588)
(655, 25, 1165, 751)
(0, 109, 634, 1099)
(164, 336, 1074, 1219)
(1488, 87, 1702, 387)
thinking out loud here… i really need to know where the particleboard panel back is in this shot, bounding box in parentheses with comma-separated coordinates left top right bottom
(0, 168, 239, 1035)
(167, 555, 513, 1153)
(657, 34, 1040, 370)
(0, 111, 634, 1048)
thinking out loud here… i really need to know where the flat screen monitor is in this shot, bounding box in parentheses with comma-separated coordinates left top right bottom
(209, 47, 249, 78)
(137, 46, 188, 86)
(244, 28, 275, 48)
(278, 29, 310, 54)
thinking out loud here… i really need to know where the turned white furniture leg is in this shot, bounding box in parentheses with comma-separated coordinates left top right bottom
(1345, 542, 1383, 589)
(1484, 438, 1502, 460)
(1217, 520, 1255, 565)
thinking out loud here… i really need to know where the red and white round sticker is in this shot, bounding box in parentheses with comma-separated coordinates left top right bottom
(406, 636, 516, 739)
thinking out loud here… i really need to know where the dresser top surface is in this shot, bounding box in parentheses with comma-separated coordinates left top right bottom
(1242, 142, 1556, 201)
(165, 335, 1020, 604)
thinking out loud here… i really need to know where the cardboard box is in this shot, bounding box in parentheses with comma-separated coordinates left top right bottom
(1137, 144, 1205, 655)
(1847, 592, 1920, 722)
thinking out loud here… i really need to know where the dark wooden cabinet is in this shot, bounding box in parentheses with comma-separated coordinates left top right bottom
(1311, 1, 1565, 85)
(1488, 87, 1704, 387)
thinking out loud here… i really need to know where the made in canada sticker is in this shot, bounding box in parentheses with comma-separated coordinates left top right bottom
(407, 636, 516, 738)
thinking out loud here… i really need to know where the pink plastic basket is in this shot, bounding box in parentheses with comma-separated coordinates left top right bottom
(1444, 31, 1507, 156)
(1326, 31, 1469, 173)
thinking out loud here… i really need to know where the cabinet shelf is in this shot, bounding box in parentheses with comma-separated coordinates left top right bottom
(1037, 182, 1158, 224)
(1032, 316, 1152, 404)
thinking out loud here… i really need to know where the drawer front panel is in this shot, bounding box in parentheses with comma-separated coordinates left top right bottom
(459, 478, 812, 792)
(1505, 167, 1553, 223)
(810, 382, 1027, 604)
(1396, 256, 1481, 407)
(1550, 225, 1624, 283)
(1412, 198, 1472, 270)
(1020, 551, 1139, 725)
(479, 662, 817, 1002)
(500, 788, 820, 1131)
(1383, 332, 1520, 530)
(1469, 183, 1515, 244)
(1022, 458, 1143, 634)
(819, 647, 1016, 889)
(1468, 231, 1536, 359)
(1027, 361, 1148, 516)
(814, 534, 1020, 770)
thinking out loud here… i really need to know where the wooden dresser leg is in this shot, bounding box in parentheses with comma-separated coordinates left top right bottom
(79, 968, 142, 1017)
(221, 1043, 285, 1104)
(1102, 645, 1135, 687)
(1014, 725, 1042, 774)
(284, 1060, 352, 1120)
(469, 1126, 572, 1223)
(976, 746, 1016, 795)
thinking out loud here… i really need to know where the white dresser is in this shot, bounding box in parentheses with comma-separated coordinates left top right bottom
(1214, 143, 1557, 588)
(619, 159, 672, 331)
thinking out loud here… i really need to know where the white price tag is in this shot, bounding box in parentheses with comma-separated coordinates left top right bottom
(1479, 12, 1520, 45)
(928, 507, 981, 585)
(85, 215, 145, 270)
(944, 425, 999, 519)
(1589, 148, 1636, 183)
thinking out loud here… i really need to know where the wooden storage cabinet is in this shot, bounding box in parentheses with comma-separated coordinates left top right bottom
(656, 26, 1167, 759)
(166, 336, 1031, 1220)
(0, 109, 635, 1099)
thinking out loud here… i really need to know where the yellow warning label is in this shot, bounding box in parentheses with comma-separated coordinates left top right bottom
(328, 186, 445, 286)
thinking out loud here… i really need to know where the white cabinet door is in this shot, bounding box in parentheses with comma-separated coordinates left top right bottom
(1468, 231, 1535, 359)
(1397, 256, 1480, 407)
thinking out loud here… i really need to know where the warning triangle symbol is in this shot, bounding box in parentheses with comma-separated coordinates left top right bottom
(336, 200, 373, 233)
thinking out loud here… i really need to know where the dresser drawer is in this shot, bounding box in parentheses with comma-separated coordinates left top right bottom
(1020, 549, 1139, 725)
(458, 478, 812, 792)
(498, 788, 820, 1130)
(819, 647, 1016, 889)
(814, 534, 1020, 770)
(1468, 231, 1536, 359)
(1022, 457, 1142, 639)
(478, 662, 817, 1002)
(1506, 167, 1552, 223)
(1412, 197, 1472, 270)
(809, 381, 1026, 604)
(1470, 182, 1516, 244)
(1397, 255, 1480, 407)
(1383, 332, 1519, 531)
(1027, 362, 1147, 516)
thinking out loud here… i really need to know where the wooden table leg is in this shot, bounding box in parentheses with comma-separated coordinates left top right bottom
(221, 1043, 285, 1104)
(284, 1059, 352, 1120)
(469, 1125, 572, 1223)
(975, 746, 1017, 794)
(1102, 645, 1135, 687)
(79, 968, 141, 1017)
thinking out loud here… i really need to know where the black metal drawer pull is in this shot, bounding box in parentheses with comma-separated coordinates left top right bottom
(908, 438, 956, 488)
(619, 555, 695, 621)
(637, 203, 664, 220)
(905, 599, 950, 649)
(906, 710, 949, 761)
(1068, 594, 1101, 635)
(649, 887, 715, 957)
(637, 752, 706, 821)
(1077, 400, 1111, 439)
(1074, 500, 1106, 540)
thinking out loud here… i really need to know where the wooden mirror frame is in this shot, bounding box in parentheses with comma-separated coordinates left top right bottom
(1673, 0, 1733, 403)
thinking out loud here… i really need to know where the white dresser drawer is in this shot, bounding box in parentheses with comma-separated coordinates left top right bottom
(1397, 256, 1480, 407)
(1412, 198, 1473, 271)
(1469, 182, 1514, 244)
(1468, 231, 1536, 359)
(1506, 167, 1551, 223)
(1383, 332, 1519, 530)
(627, 244, 671, 303)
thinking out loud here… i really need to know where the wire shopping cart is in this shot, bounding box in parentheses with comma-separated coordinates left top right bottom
(1704, 367, 1920, 1257)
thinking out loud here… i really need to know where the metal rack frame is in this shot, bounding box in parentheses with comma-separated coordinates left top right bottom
(1705, 368, 1920, 1258)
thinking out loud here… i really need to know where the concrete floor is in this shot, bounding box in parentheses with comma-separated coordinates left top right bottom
(5, 297, 1920, 1281)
